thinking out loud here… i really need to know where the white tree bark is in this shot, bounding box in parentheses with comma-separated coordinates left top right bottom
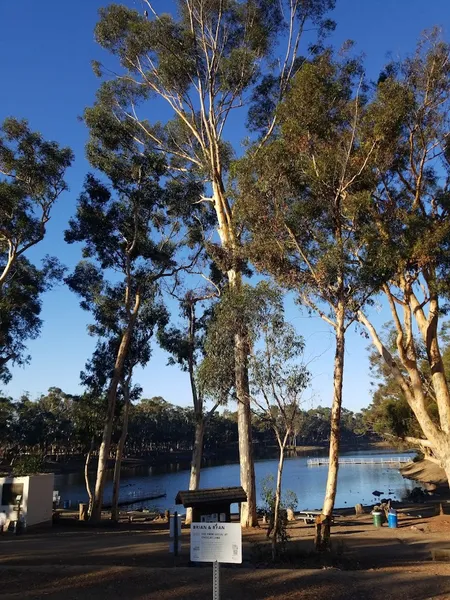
(90, 294, 140, 522)
(358, 309, 450, 488)
(185, 416, 205, 525)
(272, 432, 288, 560)
(84, 438, 94, 514)
(111, 379, 131, 522)
(235, 329, 258, 527)
(322, 304, 345, 519)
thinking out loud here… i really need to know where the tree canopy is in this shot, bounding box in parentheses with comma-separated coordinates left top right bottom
(0, 118, 73, 381)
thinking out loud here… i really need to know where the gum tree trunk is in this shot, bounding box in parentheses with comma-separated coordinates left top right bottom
(272, 434, 287, 560)
(319, 300, 345, 549)
(111, 381, 131, 522)
(185, 416, 205, 525)
(214, 177, 257, 528)
(90, 294, 140, 522)
(235, 329, 258, 527)
(84, 437, 94, 514)
(358, 310, 450, 490)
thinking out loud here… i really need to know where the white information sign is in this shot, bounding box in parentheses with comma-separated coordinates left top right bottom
(190, 522, 242, 564)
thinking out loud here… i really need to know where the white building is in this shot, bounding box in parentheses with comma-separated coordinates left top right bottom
(0, 473, 54, 528)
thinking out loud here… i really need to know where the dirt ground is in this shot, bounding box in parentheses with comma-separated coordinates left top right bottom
(1, 505, 450, 600)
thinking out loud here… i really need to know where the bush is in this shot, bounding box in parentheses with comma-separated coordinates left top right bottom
(260, 475, 299, 556)
(12, 455, 44, 476)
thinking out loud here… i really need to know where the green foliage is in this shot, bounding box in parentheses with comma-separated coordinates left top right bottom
(198, 282, 282, 402)
(353, 32, 450, 297)
(0, 396, 15, 447)
(260, 474, 298, 553)
(250, 305, 309, 406)
(260, 474, 298, 513)
(237, 50, 380, 325)
(12, 454, 44, 477)
(248, 287, 310, 449)
(0, 387, 368, 461)
(90, 0, 335, 221)
(0, 118, 72, 382)
(94, 1, 283, 98)
(260, 473, 277, 512)
(66, 107, 190, 399)
(0, 258, 46, 383)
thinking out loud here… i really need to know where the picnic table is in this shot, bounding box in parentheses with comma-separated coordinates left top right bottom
(297, 510, 339, 524)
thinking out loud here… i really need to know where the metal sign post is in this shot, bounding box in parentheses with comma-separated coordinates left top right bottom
(169, 511, 182, 558)
(213, 561, 220, 600)
(190, 522, 242, 600)
(174, 511, 178, 557)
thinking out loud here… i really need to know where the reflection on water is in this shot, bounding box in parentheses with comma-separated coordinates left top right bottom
(54, 449, 417, 513)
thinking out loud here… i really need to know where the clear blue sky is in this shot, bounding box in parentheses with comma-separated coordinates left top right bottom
(1, 1, 449, 410)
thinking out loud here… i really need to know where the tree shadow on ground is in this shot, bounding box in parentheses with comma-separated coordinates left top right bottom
(1, 564, 450, 600)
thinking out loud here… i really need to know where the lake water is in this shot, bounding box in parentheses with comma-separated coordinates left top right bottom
(55, 449, 418, 513)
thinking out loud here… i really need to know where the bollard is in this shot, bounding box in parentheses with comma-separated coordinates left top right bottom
(79, 503, 89, 521)
(355, 503, 364, 516)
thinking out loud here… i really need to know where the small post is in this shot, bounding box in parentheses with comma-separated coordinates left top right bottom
(15, 495, 22, 535)
(79, 503, 89, 522)
(173, 511, 179, 558)
(213, 561, 220, 600)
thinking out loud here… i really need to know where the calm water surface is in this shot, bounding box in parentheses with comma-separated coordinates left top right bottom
(55, 449, 418, 513)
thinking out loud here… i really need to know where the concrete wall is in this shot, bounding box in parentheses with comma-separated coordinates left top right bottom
(0, 473, 54, 527)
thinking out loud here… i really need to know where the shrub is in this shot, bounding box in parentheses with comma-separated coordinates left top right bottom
(12, 455, 44, 476)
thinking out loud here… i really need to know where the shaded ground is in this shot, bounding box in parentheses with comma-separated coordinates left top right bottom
(1, 506, 450, 599)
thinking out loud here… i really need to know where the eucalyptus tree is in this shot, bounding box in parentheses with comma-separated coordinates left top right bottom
(0, 118, 73, 381)
(248, 294, 309, 559)
(80, 299, 167, 520)
(65, 143, 191, 519)
(69, 391, 105, 512)
(237, 51, 379, 544)
(89, 0, 335, 526)
(355, 31, 450, 485)
(110, 368, 142, 521)
(159, 285, 220, 524)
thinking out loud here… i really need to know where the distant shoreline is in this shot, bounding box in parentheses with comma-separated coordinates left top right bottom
(0, 440, 403, 477)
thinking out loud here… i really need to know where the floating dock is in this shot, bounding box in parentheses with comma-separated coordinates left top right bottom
(307, 457, 413, 467)
(103, 489, 166, 508)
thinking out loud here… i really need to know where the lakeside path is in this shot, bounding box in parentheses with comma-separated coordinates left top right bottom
(1, 507, 450, 599)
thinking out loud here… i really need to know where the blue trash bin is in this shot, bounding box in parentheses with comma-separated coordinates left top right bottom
(388, 510, 398, 528)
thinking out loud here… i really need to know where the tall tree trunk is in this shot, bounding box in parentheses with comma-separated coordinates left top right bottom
(319, 301, 345, 548)
(111, 383, 131, 522)
(84, 437, 94, 514)
(214, 178, 257, 527)
(272, 437, 286, 560)
(409, 289, 450, 434)
(185, 415, 205, 525)
(235, 330, 258, 527)
(90, 298, 139, 522)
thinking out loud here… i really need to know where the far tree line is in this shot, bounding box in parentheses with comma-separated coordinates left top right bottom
(0, 389, 371, 461)
(2, 1, 450, 554)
